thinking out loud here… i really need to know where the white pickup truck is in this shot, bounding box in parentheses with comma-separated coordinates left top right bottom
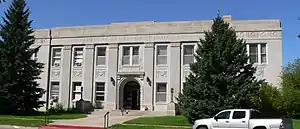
(192, 109, 293, 129)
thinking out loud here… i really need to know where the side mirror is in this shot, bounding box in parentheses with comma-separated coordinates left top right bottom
(213, 116, 218, 121)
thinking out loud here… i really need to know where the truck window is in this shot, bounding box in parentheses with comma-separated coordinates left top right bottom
(215, 111, 231, 119)
(250, 110, 262, 119)
(232, 111, 246, 119)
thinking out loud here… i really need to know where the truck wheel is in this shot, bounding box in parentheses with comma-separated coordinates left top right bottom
(197, 126, 208, 129)
(254, 126, 266, 129)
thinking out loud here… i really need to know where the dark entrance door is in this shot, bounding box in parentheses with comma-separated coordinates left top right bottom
(123, 81, 140, 110)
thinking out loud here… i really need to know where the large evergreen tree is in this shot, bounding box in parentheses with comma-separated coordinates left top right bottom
(177, 13, 263, 123)
(0, 0, 44, 114)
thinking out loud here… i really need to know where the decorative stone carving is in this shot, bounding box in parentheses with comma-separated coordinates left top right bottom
(35, 39, 48, 44)
(109, 43, 118, 49)
(73, 70, 83, 78)
(255, 67, 265, 78)
(144, 42, 154, 48)
(63, 45, 72, 50)
(156, 70, 168, 78)
(236, 31, 280, 39)
(51, 70, 60, 78)
(96, 70, 106, 78)
(85, 44, 94, 49)
(170, 42, 181, 47)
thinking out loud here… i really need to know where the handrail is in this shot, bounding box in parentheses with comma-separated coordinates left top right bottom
(103, 111, 110, 129)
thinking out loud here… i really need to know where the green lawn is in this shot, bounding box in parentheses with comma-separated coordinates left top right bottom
(0, 113, 87, 127)
(294, 119, 300, 129)
(124, 115, 300, 129)
(109, 124, 184, 129)
(124, 116, 191, 126)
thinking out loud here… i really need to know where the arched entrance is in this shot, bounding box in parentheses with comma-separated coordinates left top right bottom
(121, 81, 140, 110)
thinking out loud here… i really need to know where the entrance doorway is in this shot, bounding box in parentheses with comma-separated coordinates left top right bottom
(123, 81, 140, 110)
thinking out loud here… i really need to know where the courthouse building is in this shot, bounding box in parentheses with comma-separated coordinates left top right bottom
(32, 15, 282, 111)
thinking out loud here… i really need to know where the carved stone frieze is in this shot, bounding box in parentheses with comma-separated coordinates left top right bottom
(109, 43, 118, 49)
(51, 70, 60, 79)
(255, 67, 265, 79)
(63, 45, 72, 50)
(156, 70, 168, 78)
(236, 31, 280, 39)
(72, 70, 83, 78)
(144, 42, 154, 48)
(170, 42, 181, 47)
(95, 69, 106, 78)
(85, 44, 94, 49)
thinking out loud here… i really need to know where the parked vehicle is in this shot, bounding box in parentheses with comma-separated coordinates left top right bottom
(192, 109, 293, 129)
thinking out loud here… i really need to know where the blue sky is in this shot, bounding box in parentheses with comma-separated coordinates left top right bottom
(0, 0, 299, 65)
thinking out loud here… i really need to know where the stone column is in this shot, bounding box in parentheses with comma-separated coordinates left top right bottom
(83, 44, 95, 102)
(106, 43, 119, 110)
(168, 42, 181, 115)
(60, 45, 72, 108)
(143, 42, 155, 111)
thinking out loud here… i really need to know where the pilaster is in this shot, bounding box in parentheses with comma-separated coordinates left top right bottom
(61, 45, 72, 108)
(169, 42, 181, 103)
(107, 43, 119, 109)
(83, 44, 95, 102)
(143, 42, 154, 110)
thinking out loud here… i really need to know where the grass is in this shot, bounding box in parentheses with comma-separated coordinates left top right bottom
(109, 124, 184, 129)
(124, 116, 191, 126)
(124, 116, 300, 129)
(0, 112, 87, 127)
(294, 119, 300, 129)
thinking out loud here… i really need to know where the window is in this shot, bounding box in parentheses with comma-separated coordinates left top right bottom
(183, 45, 194, 65)
(52, 48, 62, 67)
(74, 48, 84, 67)
(50, 82, 60, 101)
(215, 111, 231, 119)
(156, 83, 167, 103)
(96, 47, 106, 66)
(72, 82, 82, 100)
(95, 82, 105, 101)
(261, 44, 267, 63)
(122, 46, 140, 65)
(157, 45, 168, 65)
(249, 44, 258, 63)
(232, 111, 246, 119)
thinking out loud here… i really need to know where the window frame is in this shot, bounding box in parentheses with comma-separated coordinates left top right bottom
(51, 47, 63, 68)
(182, 44, 196, 66)
(121, 45, 141, 66)
(156, 45, 168, 65)
(50, 82, 60, 101)
(95, 82, 105, 102)
(247, 43, 267, 64)
(72, 46, 85, 67)
(72, 82, 82, 101)
(215, 111, 231, 119)
(155, 83, 167, 103)
(232, 111, 246, 119)
(95, 46, 107, 66)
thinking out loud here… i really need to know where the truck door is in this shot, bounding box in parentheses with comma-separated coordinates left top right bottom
(211, 111, 231, 129)
(229, 111, 248, 129)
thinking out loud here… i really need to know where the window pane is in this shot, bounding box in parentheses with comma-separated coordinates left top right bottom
(157, 83, 167, 92)
(261, 44, 266, 54)
(184, 45, 194, 55)
(250, 55, 258, 63)
(50, 82, 60, 100)
(156, 93, 166, 102)
(232, 111, 246, 119)
(123, 47, 130, 56)
(249, 44, 258, 54)
(261, 54, 267, 63)
(157, 46, 167, 55)
(97, 47, 106, 56)
(53, 48, 62, 57)
(184, 55, 194, 65)
(157, 56, 167, 65)
(96, 95, 104, 101)
(132, 55, 139, 64)
(96, 83, 105, 91)
(133, 46, 139, 55)
(217, 111, 231, 119)
(96, 57, 106, 65)
(74, 48, 84, 66)
(122, 56, 130, 65)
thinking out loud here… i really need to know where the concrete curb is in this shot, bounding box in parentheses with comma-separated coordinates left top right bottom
(121, 123, 191, 128)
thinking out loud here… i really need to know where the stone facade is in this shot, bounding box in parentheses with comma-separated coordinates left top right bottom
(31, 15, 282, 111)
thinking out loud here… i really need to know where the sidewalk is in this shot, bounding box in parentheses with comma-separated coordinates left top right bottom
(0, 125, 38, 129)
